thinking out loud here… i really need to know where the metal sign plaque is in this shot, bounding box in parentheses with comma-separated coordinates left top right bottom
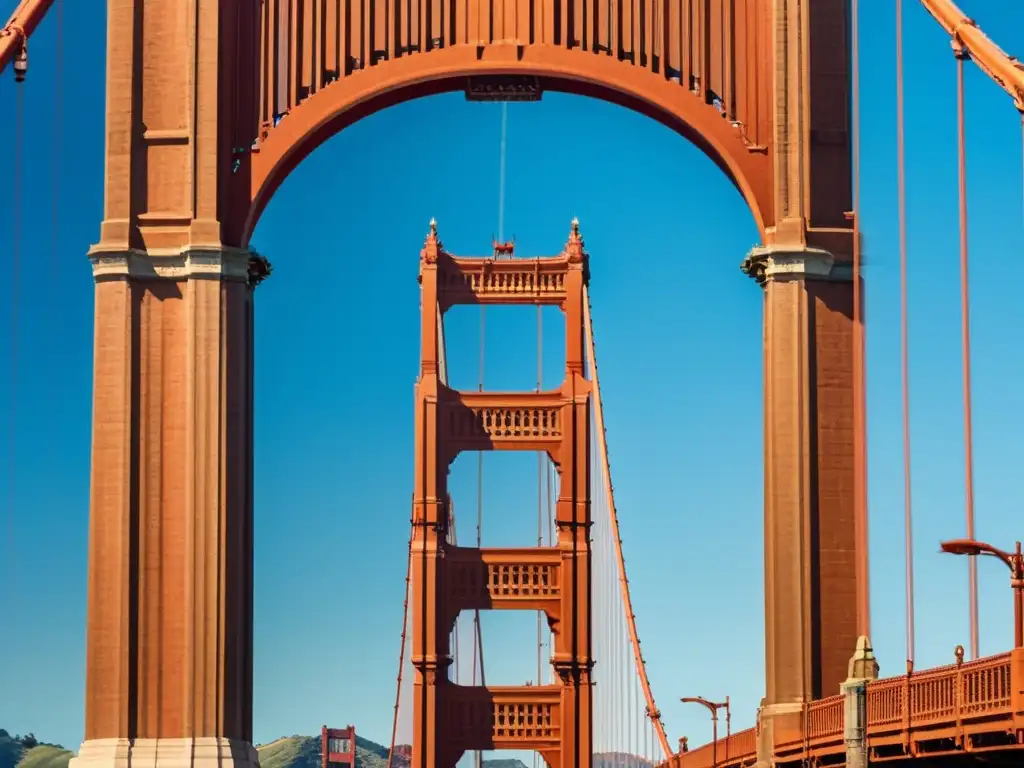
(465, 75, 543, 102)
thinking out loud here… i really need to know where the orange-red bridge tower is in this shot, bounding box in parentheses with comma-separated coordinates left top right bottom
(412, 221, 593, 768)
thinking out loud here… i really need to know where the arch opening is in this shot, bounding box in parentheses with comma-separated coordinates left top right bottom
(248, 99, 766, 749)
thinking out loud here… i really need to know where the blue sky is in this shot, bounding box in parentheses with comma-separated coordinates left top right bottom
(1, 0, 1023, 759)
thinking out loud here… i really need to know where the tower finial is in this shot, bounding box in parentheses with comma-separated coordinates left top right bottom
(422, 218, 441, 264)
(565, 216, 585, 269)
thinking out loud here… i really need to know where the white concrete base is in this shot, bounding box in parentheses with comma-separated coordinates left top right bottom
(70, 738, 260, 768)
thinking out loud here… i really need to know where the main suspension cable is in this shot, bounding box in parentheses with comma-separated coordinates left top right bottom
(895, 0, 916, 669)
(584, 286, 671, 757)
(471, 301, 485, 768)
(953, 46, 979, 660)
(386, 519, 415, 768)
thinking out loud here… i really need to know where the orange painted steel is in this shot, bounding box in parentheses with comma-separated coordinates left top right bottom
(584, 284, 671, 758)
(672, 727, 756, 768)
(849, 0, 870, 643)
(245, 0, 775, 242)
(389, 310, 449, 768)
(896, 0, 917, 670)
(954, 49, 980, 661)
(670, 649, 1024, 768)
(0, 0, 54, 74)
(80, 0, 870, 756)
(917, 0, 1024, 110)
(412, 224, 595, 768)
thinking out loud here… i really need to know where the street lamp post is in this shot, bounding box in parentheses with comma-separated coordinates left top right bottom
(680, 696, 730, 768)
(940, 538, 1024, 648)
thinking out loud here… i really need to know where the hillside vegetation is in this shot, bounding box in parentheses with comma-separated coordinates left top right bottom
(1, 730, 531, 768)
(0, 731, 73, 768)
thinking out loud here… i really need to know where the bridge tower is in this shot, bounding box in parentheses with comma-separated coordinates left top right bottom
(321, 726, 357, 768)
(75, 3, 866, 768)
(412, 222, 593, 768)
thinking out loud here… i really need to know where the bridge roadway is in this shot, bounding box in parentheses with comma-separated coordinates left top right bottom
(670, 648, 1024, 767)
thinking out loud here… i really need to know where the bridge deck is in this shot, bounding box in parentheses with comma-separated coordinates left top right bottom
(670, 649, 1024, 768)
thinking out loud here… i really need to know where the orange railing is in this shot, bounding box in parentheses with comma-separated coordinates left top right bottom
(675, 727, 756, 768)
(668, 649, 1024, 768)
(866, 651, 1014, 751)
(769, 693, 846, 762)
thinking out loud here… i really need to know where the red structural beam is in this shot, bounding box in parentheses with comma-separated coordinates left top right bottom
(918, 0, 1024, 110)
(0, 0, 55, 74)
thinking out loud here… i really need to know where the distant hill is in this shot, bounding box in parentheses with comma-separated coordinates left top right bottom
(257, 736, 531, 768)
(0, 731, 74, 768)
(0, 730, 532, 768)
(593, 754, 656, 768)
(1, 728, 646, 768)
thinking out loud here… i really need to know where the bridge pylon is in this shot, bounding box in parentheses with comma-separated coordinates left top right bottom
(411, 220, 593, 768)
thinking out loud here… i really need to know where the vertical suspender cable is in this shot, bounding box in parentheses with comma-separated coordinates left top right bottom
(850, 0, 871, 640)
(954, 47, 979, 660)
(895, 0, 916, 669)
(498, 102, 508, 244)
(8, 72, 24, 627)
(51, 0, 62, 284)
(535, 297, 543, 768)
(471, 305, 485, 768)
(546, 450, 555, 684)
(473, 97, 509, 768)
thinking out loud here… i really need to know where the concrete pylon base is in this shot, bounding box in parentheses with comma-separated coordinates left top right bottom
(70, 738, 261, 768)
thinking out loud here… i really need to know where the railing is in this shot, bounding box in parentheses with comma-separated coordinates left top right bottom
(669, 649, 1024, 768)
(438, 254, 570, 308)
(446, 684, 562, 750)
(446, 547, 562, 604)
(772, 693, 845, 761)
(441, 392, 568, 451)
(866, 652, 1014, 743)
(675, 727, 756, 768)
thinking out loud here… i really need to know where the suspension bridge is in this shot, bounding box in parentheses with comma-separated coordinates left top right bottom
(2, 1, 1024, 768)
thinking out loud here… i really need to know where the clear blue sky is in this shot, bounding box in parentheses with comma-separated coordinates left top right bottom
(1, 0, 1023, 758)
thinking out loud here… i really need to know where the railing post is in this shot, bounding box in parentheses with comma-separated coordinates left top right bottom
(1012, 646, 1024, 742)
(842, 636, 879, 768)
(954, 645, 964, 748)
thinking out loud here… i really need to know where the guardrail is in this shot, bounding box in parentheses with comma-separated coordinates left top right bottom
(674, 727, 756, 768)
(667, 648, 1024, 768)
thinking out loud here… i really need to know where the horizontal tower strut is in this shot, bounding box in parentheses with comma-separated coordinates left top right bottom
(446, 546, 562, 616)
(439, 386, 570, 458)
(434, 253, 585, 309)
(446, 684, 563, 751)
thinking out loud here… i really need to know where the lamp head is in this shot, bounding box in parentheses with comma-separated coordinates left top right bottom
(940, 539, 983, 556)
